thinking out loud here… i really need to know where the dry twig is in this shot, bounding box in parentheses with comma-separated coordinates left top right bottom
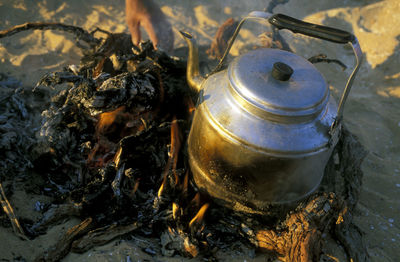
(206, 18, 239, 60)
(0, 22, 99, 47)
(308, 54, 347, 71)
(0, 183, 28, 240)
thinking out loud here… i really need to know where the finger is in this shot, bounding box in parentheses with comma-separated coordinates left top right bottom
(141, 16, 159, 49)
(127, 19, 141, 46)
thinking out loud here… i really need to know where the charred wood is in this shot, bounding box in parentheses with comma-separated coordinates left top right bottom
(250, 127, 368, 262)
(34, 217, 94, 262)
(308, 54, 347, 71)
(0, 22, 99, 48)
(71, 222, 140, 253)
(30, 203, 83, 234)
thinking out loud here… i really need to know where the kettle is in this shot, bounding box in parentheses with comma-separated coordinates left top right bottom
(181, 12, 362, 213)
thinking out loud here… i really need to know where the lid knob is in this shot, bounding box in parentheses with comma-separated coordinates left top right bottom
(272, 62, 293, 81)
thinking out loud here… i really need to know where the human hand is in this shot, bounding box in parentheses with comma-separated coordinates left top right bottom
(125, 0, 174, 52)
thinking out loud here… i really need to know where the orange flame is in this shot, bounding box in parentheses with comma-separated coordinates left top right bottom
(88, 105, 153, 167)
(189, 203, 210, 228)
(190, 193, 201, 207)
(185, 95, 196, 114)
(172, 202, 179, 219)
(86, 106, 125, 167)
(97, 106, 125, 134)
(113, 146, 122, 167)
(182, 170, 189, 193)
(96, 105, 151, 139)
(93, 58, 106, 79)
(170, 117, 181, 185)
(161, 116, 182, 185)
(87, 143, 100, 164)
(158, 175, 167, 198)
(130, 179, 140, 197)
(184, 237, 199, 257)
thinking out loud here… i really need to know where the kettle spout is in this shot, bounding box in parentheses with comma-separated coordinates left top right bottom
(179, 31, 205, 93)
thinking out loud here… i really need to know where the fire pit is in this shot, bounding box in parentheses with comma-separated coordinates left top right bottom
(0, 21, 367, 262)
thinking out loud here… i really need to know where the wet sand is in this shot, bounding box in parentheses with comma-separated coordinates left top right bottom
(0, 0, 399, 261)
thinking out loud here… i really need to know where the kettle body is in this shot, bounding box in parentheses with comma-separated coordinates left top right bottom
(182, 12, 362, 213)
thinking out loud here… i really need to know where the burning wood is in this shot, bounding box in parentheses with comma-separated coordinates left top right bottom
(159, 116, 182, 187)
(184, 237, 200, 257)
(184, 95, 196, 115)
(111, 163, 125, 198)
(161, 227, 199, 257)
(113, 146, 122, 168)
(157, 175, 167, 199)
(191, 192, 201, 207)
(182, 169, 190, 194)
(189, 203, 210, 230)
(96, 106, 126, 135)
(131, 178, 140, 196)
(172, 202, 180, 220)
(170, 117, 182, 185)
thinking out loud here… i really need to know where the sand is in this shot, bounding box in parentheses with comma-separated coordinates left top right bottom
(0, 0, 399, 261)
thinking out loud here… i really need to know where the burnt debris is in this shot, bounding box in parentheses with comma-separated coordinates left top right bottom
(0, 22, 367, 262)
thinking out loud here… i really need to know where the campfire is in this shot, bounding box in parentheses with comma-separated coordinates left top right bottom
(0, 20, 368, 262)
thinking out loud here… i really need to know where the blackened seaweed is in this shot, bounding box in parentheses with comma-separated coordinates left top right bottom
(1, 28, 366, 261)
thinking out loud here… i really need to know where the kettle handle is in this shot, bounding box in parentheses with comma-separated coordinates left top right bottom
(212, 11, 363, 135)
(269, 14, 363, 134)
(269, 14, 354, 44)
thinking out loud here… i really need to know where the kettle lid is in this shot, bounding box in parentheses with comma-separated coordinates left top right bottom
(228, 48, 329, 121)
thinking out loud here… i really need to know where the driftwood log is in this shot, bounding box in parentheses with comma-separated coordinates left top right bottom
(254, 128, 368, 262)
(34, 217, 94, 262)
(71, 222, 139, 253)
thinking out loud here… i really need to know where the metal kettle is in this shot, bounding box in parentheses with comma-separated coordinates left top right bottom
(182, 12, 362, 213)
